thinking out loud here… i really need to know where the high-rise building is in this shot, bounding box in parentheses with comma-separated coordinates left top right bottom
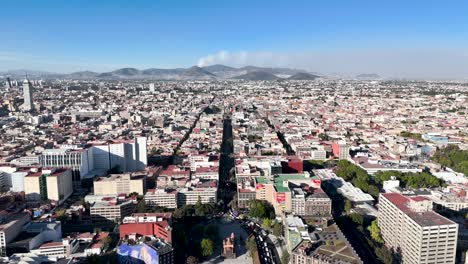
(41, 137, 148, 186)
(149, 83, 155, 92)
(22, 78, 34, 112)
(332, 141, 350, 160)
(41, 148, 93, 184)
(92, 137, 147, 172)
(5, 77, 12, 91)
(378, 193, 458, 264)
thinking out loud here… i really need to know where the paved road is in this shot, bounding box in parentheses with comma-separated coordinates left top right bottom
(219, 115, 235, 204)
(237, 217, 280, 264)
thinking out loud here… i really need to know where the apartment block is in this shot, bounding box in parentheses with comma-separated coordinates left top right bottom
(177, 187, 217, 206)
(46, 169, 73, 204)
(144, 189, 178, 209)
(90, 199, 134, 224)
(24, 168, 73, 205)
(379, 193, 458, 264)
(94, 173, 146, 196)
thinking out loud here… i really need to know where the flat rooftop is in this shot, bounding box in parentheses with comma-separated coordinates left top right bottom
(381, 193, 455, 227)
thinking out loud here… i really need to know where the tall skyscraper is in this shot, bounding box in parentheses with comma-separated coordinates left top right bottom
(149, 83, 155, 92)
(5, 77, 12, 91)
(22, 77, 34, 112)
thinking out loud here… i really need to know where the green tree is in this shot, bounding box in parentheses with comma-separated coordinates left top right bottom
(375, 246, 394, 264)
(249, 200, 275, 219)
(368, 219, 383, 244)
(368, 185, 380, 198)
(245, 236, 257, 256)
(348, 213, 363, 226)
(173, 208, 185, 219)
(281, 251, 290, 264)
(100, 235, 112, 247)
(432, 145, 468, 175)
(262, 218, 272, 229)
(318, 133, 329, 141)
(344, 199, 352, 214)
(200, 238, 214, 257)
(136, 199, 147, 213)
(55, 209, 68, 223)
(272, 222, 283, 237)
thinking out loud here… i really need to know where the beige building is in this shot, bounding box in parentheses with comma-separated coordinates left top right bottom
(144, 189, 177, 209)
(94, 173, 146, 196)
(379, 193, 458, 264)
(24, 172, 43, 203)
(90, 200, 134, 224)
(46, 169, 73, 204)
(24, 169, 73, 205)
(177, 187, 217, 207)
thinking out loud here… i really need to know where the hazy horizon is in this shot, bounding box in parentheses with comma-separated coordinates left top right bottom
(1, 1, 468, 79)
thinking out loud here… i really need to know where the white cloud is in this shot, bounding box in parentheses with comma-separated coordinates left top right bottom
(197, 49, 468, 79)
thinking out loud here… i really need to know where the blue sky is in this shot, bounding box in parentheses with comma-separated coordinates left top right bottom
(1, 0, 468, 78)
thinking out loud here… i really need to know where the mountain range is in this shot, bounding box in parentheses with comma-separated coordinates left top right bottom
(0, 65, 325, 81)
(0, 65, 387, 81)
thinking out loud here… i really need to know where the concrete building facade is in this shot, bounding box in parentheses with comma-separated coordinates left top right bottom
(379, 193, 458, 264)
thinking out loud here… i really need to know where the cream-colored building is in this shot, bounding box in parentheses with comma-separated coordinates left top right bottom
(144, 189, 177, 209)
(46, 169, 73, 204)
(24, 169, 73, 205)
(379, 193, 458, 264)
(177, 187, 217, 206)
(90, 200, 134, 224)
(94, 173, 146, 196)
(24, 172, 43, 202)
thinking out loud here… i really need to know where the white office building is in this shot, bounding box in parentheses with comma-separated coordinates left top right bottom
(379, 193, 458, 264)
(41, 137, 147, 185)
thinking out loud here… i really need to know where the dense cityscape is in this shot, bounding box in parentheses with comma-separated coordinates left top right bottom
(0, 74, 466, 264)
(2, 1, 468, 263)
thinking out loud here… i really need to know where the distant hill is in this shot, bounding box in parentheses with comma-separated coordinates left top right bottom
(232, 70, 280, 81)
(67, 71, 99, 79)
(111, 68, 140, 76)
(1, 64, 321, 80)
(287, 72, 320, 80)
(181, 66, 216, 80)
(239, 66, 306, 76)
(202, 64, 236, 72)
(356, 73, 381, 80)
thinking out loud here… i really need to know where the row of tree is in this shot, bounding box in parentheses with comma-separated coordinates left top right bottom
(261, 218, 283, 237)
(336, 160, 445, 199)
(374, 170, 445, 189)
(248, 199, 276, 219)
(335, 160, 380, 198)
(342, 213, 395, 264)
(399, 131, 423, 140)
(432, 145, 468, 176)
